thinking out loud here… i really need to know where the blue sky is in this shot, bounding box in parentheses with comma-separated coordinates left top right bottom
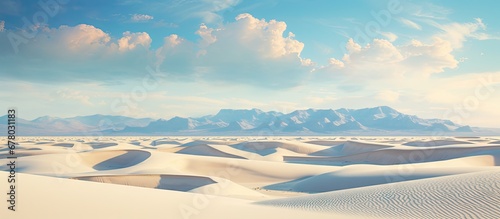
(1, 0, 499, 127)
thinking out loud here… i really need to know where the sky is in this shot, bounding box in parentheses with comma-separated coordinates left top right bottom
(0, 0, 499, 127)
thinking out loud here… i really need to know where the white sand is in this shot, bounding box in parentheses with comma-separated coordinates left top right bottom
(1, 136, 499, 218)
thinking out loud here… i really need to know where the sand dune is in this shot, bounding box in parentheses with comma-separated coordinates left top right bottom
(231, 140, 327, 155)
(304, 140, 346, 146)
(309, 140, 394, 156)
(176, 144, 247, 159)
(1, 136, 499, 218)
(285, 145, 500, 165)
(79, 149, 151, 170)
(258, 170, 500, 218)
(403, 139, 473, 146)
(75, 174, 217, 191)
(265, 165, 497, 193)
(0, 171, 347, 219)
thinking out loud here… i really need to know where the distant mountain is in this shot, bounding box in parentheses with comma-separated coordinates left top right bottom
(0, 114, 153, 136)
(0, 107, 483, 136)
(114, 106, 474, 135)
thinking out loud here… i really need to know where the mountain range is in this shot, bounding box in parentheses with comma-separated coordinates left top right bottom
(1, 106, 479, 136)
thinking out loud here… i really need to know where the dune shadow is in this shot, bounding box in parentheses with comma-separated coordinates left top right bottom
(157, 175, 217, 191)
(263, 176, 312, 192)
(230, 142, 279, 156)
(305, 140, 347, 146)
(151, 140, 182, 146)
(88, 142, 118, 149)
(91, 150, 151, 170)
(53, 143, 75, 147)
(176, 144, 246, 159)
(35, 142, 54, 145)
(403, 140, 472, 147)
(309, 145, 344, 156)
(74, 174, 217, 192)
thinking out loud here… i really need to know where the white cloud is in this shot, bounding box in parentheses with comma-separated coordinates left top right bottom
(118, 31, 152, 51)
(163, 0, 241, 24)
(380, 32, 398, 42)
(196, 0, 241, 23)
(156, 13, 311, 88)
(0, 20, 4, 32)
(399, 38, 458, 76)
(34, 24, 150, 54)
(196, 24, 217, 46)
(131, 14, 154, 22)
(399, 18, 422, 30)
(376, 90, 400, 102)
(434, 18, 494, 48)
(0, 24, 153, 82)
(55, 89, 93, 106)
(1, 15, 495, 93)
(316, 18, 491, 82)
(48, 24, 111, 52)
(155, 34, 198, 77)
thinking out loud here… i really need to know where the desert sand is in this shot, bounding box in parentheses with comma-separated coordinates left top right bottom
(1, 136, 500, 218)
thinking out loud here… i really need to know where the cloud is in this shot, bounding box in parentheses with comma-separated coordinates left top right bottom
(434, 18, 496, 48)
(380, 32, 398, 42)
(199, 0, 241, 23)
(156, 13, 312, 88)
(399, 18, 422, 30)
(54, 89, 93, 106)
(0, 24, 153, 82)
(0, 15, 495, 91)
(376, 90, 400, 102)
(118, 31, 152, 51)
(163, 0, 241, 23)
(315, 18, 493, 85)
(131, 14, 154, 22)
(0, 20, 4, 32)
(324, 37, 457, 78)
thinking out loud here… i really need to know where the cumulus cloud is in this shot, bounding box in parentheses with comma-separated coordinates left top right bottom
(156, 13, 311, 88)
(315, 18, 493, 84)
(5, 17, 311, 86)
(0, 20, 4, 32)
(118, 31, 152, 51)
(0, 24, 153, 82)
(155, 34, 198, 78)
(0, 15, 495, 91)
(131, 14, 154, 22)
(317, 37, 458, 81)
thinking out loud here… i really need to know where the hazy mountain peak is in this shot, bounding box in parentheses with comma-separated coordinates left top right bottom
(1, 106, 481, 135)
